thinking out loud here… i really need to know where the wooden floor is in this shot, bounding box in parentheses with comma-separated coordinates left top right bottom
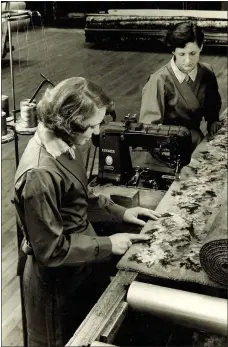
(1, 27, 227, 346)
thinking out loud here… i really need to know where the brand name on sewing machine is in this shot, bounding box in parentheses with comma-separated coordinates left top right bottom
(102, 149, 115, 153)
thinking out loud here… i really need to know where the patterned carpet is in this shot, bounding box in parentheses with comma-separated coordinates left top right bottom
(118, 110, 227, 291)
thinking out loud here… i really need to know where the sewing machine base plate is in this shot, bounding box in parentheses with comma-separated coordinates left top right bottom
(89, 179, 167, 211)
(90, 169, 173, 191)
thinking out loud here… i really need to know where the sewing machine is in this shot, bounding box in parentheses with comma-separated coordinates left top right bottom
(91, 115, 192, 188)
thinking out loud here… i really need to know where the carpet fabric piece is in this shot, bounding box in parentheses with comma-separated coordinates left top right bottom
(117, 109, 228, 288)
(85, 13, 228, 46)
(86, 16, 228, 30)
(192, 331, 228, 347)
(199, 202, 228, 287)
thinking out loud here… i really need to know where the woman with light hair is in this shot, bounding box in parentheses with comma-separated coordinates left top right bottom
(14, 77, 159, 346)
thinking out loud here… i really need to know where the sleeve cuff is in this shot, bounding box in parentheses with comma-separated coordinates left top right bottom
(109, 203, 127, 223)
(92, 236, 113, 260)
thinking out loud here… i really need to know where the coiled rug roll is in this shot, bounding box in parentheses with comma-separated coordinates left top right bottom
(199, 200, 228, 287)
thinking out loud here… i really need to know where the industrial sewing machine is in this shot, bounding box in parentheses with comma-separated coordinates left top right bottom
(91, 115, 192, 189)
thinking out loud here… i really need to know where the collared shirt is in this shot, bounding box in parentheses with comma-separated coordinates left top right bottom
(171, 57, 198, 83)
(35, 122, 76, 159)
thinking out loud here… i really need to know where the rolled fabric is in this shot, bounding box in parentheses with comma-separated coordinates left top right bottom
(199, 202, 228, 287)
(127, 281, 227, 336)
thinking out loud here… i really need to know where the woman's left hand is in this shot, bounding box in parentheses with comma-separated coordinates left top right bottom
(208, 121, 222, 136)
(123, 207, 160, 227)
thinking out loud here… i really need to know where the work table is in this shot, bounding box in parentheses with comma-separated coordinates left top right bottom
(66, 109, 227, 347)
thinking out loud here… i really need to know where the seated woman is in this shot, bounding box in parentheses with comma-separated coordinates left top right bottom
(139, 21, 222, 150)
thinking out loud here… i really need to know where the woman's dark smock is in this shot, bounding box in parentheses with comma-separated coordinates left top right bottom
(139, 61, 221, 132)
(14, 132, 126, 346)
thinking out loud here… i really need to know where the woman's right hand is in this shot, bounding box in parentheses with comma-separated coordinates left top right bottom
(109, 233, 150, 255)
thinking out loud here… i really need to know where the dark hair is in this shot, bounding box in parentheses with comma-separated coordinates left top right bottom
(165, 21, 204, 51)
(37, 77, 112, 138)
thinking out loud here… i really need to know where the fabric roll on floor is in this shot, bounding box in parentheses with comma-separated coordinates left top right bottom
(127, 281, 227, 336)
(199, 200, 228, 287)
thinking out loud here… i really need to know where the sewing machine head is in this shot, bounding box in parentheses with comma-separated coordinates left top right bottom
(93, 114, 192, 187)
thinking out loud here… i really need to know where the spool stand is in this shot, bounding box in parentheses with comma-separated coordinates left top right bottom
(1, 110, 15, 143)
(1, 10, 55, 347)
(1, 129, 15, 143)
(1, 10, 33, 164)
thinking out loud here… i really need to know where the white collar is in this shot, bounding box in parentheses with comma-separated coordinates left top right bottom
(170, 57, 198, 83)
(35, 122, 76, 159)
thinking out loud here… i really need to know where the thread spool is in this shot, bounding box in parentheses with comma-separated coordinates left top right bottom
(1, 95, 9, 117)
(23, 98, 37, 104)
(1, 111, 7, 136)
(19, 99, 37, 128)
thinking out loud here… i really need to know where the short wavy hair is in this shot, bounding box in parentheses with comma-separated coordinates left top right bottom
(165, 21, 204, 51)
(37, 77, 113, 138)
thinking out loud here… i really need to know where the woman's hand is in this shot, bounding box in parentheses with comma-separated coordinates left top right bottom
(208, 121, 222, 136)
(123, 207, 160, 227)
(109, 233, 150, 255)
